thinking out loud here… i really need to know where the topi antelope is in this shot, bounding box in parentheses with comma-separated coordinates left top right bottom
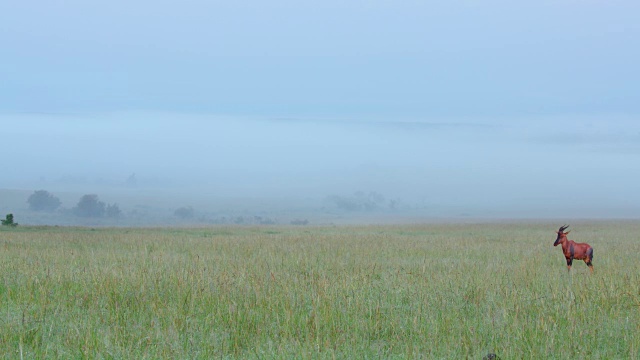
(553, 225, 593, 273)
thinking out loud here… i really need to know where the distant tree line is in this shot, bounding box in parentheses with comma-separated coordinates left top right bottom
(26, 190, 121, 218)
(326, 191, 392, 211)
(73, 194, 121, 218)
(26, 190, 211, 223)
(19, 190, 309, 226)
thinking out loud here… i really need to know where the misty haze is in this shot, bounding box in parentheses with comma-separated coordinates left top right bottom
(2, 114, 640, 225)
(1, 1, 639, 225)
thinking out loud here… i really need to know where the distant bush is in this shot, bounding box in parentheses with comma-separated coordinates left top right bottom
(73, 194, 106, 218)
(326, 191, 387, 211)
(106, 203, 122, 218)
(125, 173, 137, 187)
(27, 190, 62, 212)
(174, 206, 194, 219)
(255, 216, 276, 225)
(1, 214, 18, 227)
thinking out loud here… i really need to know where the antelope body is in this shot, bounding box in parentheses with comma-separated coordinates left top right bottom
(553, 225, 593, 273)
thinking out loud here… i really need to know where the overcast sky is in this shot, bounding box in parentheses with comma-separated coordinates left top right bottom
(1, 1, 639, 216)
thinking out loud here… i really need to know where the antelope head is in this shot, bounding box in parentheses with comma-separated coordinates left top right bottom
(554, 224, 570, 246)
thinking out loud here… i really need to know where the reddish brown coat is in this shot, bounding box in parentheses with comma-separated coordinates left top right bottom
(553, 225, 593, 272)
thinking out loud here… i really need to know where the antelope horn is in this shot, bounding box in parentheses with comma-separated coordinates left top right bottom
(559, 224, 570, 232)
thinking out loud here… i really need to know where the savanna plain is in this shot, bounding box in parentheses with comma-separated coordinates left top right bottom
(1, 221, 639, 359)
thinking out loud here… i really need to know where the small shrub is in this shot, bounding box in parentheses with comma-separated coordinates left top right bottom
(1, 213, 18, 227)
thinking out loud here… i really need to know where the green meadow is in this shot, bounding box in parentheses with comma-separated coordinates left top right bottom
(1, 222, 639, 358)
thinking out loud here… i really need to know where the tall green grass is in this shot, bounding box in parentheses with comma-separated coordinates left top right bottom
(1, 222, 639, 358)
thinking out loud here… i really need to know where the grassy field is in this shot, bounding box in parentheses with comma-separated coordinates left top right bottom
(1, 221, 639, 358)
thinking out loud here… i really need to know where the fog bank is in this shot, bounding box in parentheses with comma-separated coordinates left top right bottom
(2, 113, 640, 223)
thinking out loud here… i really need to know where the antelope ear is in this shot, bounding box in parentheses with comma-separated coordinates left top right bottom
(565, 230, 571, 234)
(555, 231, 559, 234)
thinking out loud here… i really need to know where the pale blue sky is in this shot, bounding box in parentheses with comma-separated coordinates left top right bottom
(1, 1, 639, 217)
(2, 1, 638, 116)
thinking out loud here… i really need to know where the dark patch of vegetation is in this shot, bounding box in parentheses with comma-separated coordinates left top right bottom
(106, 203, 122, 218)
(69, 194, 121, 219)
(253, 216, 276, 225)
(174, 206, 194, 219)
(290, 219, 309, 225)
(1, 213, 18, 227)
(326, 191, 387, 211)
(27, 190, 62, 212)
(73, 194, 106, 217)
